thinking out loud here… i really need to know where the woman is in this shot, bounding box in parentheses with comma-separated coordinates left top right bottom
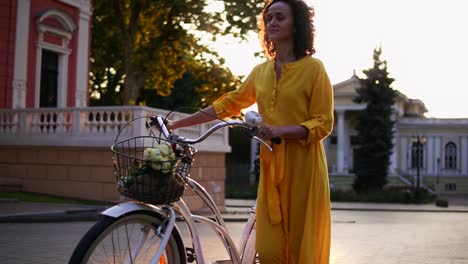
(168, 0, 334, 263)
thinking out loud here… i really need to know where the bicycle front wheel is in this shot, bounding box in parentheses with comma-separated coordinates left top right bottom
(69, 213, 186, 264)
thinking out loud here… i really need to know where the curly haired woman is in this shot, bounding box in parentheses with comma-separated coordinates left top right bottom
(168, 0, 334, 262)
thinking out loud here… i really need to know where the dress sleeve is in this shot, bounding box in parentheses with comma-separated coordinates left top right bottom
(299, 60, 334, 143)
(212, 66, 258, 119)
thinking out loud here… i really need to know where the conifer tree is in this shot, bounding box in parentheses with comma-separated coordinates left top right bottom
(352, 46, 396, 193)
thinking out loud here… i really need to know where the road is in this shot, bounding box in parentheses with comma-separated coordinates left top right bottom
(1, 210, 467, 263)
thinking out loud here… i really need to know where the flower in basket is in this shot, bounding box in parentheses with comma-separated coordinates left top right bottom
(143, 144, 176, 173)
(120, 143, 177, 188)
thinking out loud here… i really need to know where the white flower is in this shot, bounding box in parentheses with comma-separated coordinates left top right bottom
(143, 148, 160, 161)
(143, 144, 176, 172)
(157, 144, 172, 157)
(150, 155, 165, 170)
(161, 161, 172, 173)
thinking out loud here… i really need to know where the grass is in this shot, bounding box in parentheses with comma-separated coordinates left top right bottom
(0, 191, 110, 205)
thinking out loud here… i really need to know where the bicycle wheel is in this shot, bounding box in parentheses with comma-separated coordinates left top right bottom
(69, 213, 186, 264)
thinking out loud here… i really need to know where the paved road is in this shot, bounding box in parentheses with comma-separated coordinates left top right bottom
(1, 210, 467, 264)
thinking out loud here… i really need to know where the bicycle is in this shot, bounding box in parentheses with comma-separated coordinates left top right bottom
(69, 110, 273, 264)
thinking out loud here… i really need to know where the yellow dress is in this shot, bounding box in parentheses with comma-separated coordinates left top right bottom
(213, 56, 334, 264)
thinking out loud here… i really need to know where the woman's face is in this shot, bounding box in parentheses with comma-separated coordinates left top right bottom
(265, 1, 294, 43)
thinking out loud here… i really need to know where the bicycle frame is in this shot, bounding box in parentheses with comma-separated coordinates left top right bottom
(173, 177, 257, 264)
(101, 176, 257, 264)
(100, 114, 266, 264)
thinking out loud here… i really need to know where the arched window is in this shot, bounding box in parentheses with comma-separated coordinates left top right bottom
(35, 9, 76, 108)
(411, 141, 424, 169)
(444, 142, 457, 169)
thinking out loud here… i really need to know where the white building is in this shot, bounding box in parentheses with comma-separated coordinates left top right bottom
(326, 74, 468, 194)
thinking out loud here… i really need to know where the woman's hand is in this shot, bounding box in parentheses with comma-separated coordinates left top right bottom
(166, 120, 177, 131)
(258, 124, 309, 140)
(258, 124, 283, 139)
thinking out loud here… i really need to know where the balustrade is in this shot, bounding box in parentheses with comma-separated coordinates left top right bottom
(0, 106, 230, 152)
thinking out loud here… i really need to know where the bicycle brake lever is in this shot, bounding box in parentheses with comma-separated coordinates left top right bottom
(253, 136, 273, 152)
(250, 127, 281, 145)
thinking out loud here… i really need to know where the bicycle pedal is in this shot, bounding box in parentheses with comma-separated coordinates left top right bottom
(185, 247, 196, 263)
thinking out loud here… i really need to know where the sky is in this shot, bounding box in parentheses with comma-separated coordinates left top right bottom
(208, 0, 468, 118)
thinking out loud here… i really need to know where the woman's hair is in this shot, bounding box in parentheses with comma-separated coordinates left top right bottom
(258, 0, 316, 59)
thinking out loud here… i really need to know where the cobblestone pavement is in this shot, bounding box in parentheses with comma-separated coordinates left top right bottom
(1, 210, 467, 264)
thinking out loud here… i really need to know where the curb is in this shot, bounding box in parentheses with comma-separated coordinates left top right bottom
(0, 209, 104, 223)
(1, 205, 468, 223)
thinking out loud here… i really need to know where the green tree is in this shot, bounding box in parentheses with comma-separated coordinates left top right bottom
(139, 62, 243, 111)
(90, 0, 265, 106)
(352, 46, 396, 193)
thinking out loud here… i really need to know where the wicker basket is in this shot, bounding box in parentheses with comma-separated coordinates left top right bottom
(111, 136, 192, 204)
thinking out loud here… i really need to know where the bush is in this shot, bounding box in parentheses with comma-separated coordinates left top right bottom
(435, 199, 449, 207)
(226, 184, 438, 204)
(331, 186, 436, 204)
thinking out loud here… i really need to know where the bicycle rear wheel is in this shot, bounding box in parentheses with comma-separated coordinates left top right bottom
(69, 213, 186, 264)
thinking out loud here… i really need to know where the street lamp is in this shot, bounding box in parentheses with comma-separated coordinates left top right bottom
(412, 134, 426, 202)
(436, 157, 441, 197)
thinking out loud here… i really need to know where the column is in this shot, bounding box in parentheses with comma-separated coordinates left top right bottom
(461, 136, 468, 176)
(13, 0, 30, 108)
(75, 4, 92, 107)
(390, 129, 398, 174)
(389, 110, 398, 174)
(434, 137, 441, 176)
(399, 136, 407, 173)
(427, 136, 434, 175)
(336, 109, 345, 173)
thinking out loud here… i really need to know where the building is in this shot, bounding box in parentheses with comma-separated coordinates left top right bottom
(2, 1, 467, 205)
(1, 0, 91, 109)
(327, 74, 468, 194)
(0, 0, 230, 211)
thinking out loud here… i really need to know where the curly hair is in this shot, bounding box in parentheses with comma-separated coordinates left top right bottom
(258, 0, 316, 59)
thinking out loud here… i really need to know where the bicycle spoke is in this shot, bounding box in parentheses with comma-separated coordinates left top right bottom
(83, 221, 168, 263)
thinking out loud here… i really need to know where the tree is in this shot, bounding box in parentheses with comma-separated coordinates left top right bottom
(138, 63, 243, 111)
(90, 0, 266, 106)
(352, 46, 396, 193)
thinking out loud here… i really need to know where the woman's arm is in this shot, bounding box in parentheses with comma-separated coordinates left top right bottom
(167, 65, 259, 131)
(167, 106, 217, 130)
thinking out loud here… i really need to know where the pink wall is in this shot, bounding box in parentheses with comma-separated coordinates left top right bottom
(0, 0, 17, 108)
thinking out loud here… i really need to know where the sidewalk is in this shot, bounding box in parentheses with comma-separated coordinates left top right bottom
(1, 196, 468, 223)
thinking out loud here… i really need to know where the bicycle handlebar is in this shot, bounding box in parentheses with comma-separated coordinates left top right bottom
(148, 114, 276, 152)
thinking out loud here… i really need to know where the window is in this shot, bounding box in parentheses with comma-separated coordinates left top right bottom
(445, 183, 456, 192)
(444, 142, 457, 169)
(40, 50, 59, 107)
(35, 9, 77, 108)
(411, 142, 424, 169)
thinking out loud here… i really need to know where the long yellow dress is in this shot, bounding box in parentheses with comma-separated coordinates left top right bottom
(213, 56, 334, 264)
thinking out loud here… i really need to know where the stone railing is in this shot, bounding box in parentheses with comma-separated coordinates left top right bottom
(0, 106, 231, 152)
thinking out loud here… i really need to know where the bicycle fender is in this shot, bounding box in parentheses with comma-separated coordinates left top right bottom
(101, 201, 164, 218)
